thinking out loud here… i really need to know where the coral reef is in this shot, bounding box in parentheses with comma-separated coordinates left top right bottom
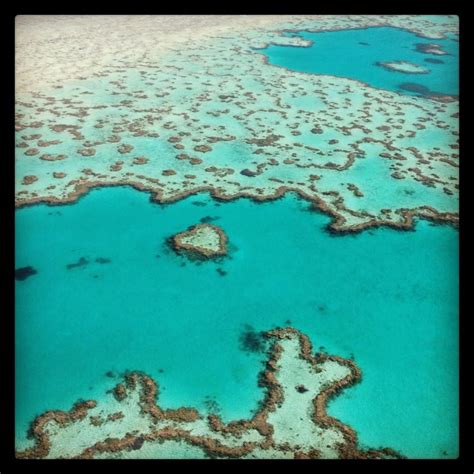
(15, 15, 458, 233)
(16, 328, 404, 460)
(171, 223, 228, 259)
(376, 60, 430, 74)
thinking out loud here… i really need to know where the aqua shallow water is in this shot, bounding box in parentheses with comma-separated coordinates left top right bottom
(261, 26, 459, 97)
(16, 186, 458, 458)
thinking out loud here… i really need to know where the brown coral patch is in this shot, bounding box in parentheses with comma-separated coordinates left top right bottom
(40, 154, 67, 161)
(22, 175, 38, 185)
(133, 156, 149, 165)
(113, 384, 127, 402)
(118, 144, 134, 154)
(247, 134, 282, 146)
(106, 411, 125, 423)
(77, 148, 96, 157)
(38, 139, 62, 147)
(162, 169, 177, 176)
(24, 148, 40, 156)
(193, 144, 212, 153)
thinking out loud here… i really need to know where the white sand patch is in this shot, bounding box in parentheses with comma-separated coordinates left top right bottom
(267, 336, 350, 458)
(180, 225, 222, 252)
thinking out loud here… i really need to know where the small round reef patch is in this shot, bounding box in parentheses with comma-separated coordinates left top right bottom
(171, 223, 228, 259)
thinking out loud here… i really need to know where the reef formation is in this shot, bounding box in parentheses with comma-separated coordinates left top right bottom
(15, 15, 459, 233)
(16, 328, 403, 459)
(376, 61, 430, 75)
(171, 223, 228, 259)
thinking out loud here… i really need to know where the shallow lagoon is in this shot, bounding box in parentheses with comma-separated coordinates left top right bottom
(16, 186, 458, 458)
(261, 26, 459, 97)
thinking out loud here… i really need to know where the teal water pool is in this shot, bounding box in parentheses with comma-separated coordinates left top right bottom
(260, 26, 459, 97)
(15, 186, 458, 458)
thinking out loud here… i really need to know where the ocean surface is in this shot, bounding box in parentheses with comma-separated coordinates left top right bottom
(16, 186, 458, 458)
(261, 26, 459, 97)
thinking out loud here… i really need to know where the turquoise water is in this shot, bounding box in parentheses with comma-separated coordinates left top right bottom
(261, 26, 459, 97)
(16, 186, 458, 458)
